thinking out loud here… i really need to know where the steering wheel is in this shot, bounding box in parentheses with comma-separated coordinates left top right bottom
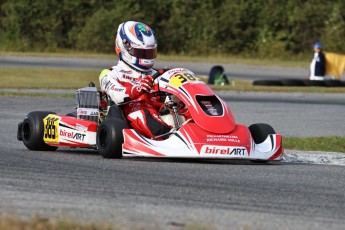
(152, 68, 169, 80)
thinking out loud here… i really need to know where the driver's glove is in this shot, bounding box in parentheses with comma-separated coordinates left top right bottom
(130, 75, 154, 99)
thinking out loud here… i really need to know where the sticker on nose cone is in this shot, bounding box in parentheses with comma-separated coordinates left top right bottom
(169, 72, 200, 87)
(201, 145, 248, 157)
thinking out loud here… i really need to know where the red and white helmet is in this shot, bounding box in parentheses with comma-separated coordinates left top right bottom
(115, 21, 157, 72)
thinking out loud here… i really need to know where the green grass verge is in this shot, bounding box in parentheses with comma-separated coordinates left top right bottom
(0, 51, 309, 67)
(0, 91, 73, 98)
(0, 67, 99, 89)
(2, 67, 345, 93)
(284, 136, 345, 153)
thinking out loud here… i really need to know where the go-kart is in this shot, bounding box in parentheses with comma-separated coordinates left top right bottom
(17, 68, 284, 162)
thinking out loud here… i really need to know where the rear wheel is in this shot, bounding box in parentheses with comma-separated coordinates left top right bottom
(96, 118, 128, 159)
(66, 112, 77, 117)
(21, 111, 58, 151)
(249, 123, 276, 163)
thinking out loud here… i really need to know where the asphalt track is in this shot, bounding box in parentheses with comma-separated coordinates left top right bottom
(1, 95, 345, 230)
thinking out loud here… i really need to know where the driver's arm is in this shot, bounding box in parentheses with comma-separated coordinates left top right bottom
(99, 69, 132, 105)
(99, 69, 154, 105)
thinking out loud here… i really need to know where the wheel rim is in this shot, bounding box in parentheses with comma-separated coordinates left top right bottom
(99, 128, 108, 149)
(23, 121, 31, 142)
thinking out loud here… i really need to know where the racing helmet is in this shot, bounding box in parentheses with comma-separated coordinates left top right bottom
(115, 21, 157, 72)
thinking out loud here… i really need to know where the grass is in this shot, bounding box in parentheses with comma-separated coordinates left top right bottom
(0, 91, 73, 98)
(284, 136, 345, 153)
(2, 67, 345, 93)
(0, 51, 310, 68)
(0, 216, 209, 230)
(0, 216, 113, 230)
(160, 54, 309, 68)
(0, 67, 99, 89)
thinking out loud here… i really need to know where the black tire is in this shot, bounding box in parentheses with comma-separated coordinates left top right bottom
(280, 79, 304, 86)
(96, 118, 128, 159)
(249, 123, 276, 163)
(253, 80, 283, 86)
(249, 123, 276, 144)
(324, 80, 344, 87)
(303, 80, 326, 87)
(66, 112, 77, 117)
(21, 111, 58, 151)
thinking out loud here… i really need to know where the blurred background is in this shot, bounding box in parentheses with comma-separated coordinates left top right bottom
(0, 0, 344, 60)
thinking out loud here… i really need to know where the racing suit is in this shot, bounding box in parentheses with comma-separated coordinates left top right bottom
(99, 60, 171, 138)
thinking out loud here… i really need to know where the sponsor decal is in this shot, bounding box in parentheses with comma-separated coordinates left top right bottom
(150, 96, 158, 102)
(110, 85, 125, 92)
(128, 101, 141, 111)
(201, 145, 247, 156)
(77, 108, 99, 116)
(120, 69, 132, 74)
(200, 101, 218, 115)
(104, 81, 112, 90)
(122, 75, 137, 82)
(76, 123, 87, 132)
(206, 134, 239, 143)
(60, 129, 86, 141)
(43, 115, 60, 143)
(167, 68, 187, 75)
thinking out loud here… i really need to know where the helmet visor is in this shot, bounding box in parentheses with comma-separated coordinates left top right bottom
(128, 47, 157, 59)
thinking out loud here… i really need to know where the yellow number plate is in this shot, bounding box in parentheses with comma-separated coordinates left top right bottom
(169, 72, 200, 87)
(43, 115, 60, 143)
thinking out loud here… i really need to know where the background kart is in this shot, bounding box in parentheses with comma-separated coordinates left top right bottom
(17, 68, 284, 162)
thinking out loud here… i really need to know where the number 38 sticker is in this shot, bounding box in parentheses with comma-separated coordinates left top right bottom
(169, 72, 200, 87)
(43, 115, 60, 143)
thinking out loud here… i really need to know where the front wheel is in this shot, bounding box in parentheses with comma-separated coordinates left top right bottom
(249, 123, 275, 144)
(249, 123, 276, 163)
(96, 118, 128, 159)
(21, 111, 58, 151)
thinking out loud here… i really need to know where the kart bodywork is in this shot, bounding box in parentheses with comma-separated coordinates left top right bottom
(18, 68, 283, 161)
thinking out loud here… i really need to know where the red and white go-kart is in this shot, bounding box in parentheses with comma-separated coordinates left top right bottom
(17, 68, 284, 162)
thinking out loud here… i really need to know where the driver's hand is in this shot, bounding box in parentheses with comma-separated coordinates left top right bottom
(131, 76, 154, 98)
(138, 75, 153, 93)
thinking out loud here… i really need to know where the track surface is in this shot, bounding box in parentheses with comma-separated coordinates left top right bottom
(1, 95, 345, 229)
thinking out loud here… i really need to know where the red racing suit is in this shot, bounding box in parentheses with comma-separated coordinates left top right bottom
(99, 60, 171, 138)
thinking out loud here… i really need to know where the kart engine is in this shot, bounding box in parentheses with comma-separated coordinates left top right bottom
(76, 85, 100, 123)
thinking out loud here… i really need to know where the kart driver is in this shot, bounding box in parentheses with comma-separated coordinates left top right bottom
(99, 21, 171, 139)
